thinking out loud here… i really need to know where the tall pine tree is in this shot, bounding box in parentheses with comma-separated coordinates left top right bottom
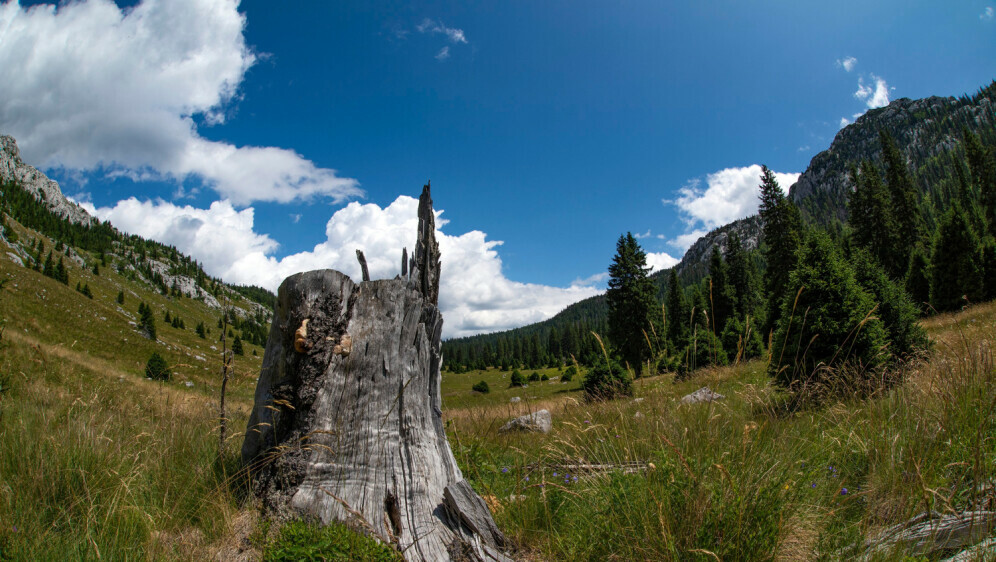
(758, 165, 802, 336)
(664, 268, 688, 353)
(963, 127, 996, 236)
(880, 130, 925, 267)
(848, 161, 900, 277)
(708, 245, 733, 336)
(606, 233, 661, 376)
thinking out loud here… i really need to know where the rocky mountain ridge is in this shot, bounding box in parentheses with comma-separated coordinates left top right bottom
(0, 136, 95, 226)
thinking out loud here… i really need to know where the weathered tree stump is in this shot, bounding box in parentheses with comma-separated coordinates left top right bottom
(242, 184, 510, 561)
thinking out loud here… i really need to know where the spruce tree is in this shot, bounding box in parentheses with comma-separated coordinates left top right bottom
(606, 233, 661, 376)
(930, 203, 984, 312)
(905, 245, 931, 316)
(707, 245, 733, 336)
(42, 251, 54, 278)
(769, 232, 889, 390)
(725, 231, 756, 319)
(963, 127, 996, 236)
(139, 302, 157, 341)
(983, 237, 996, 301)
(758, 165, 802, 335)
(849, 161, 900, 277)
(117, 290, 125, 305)
(664, 268, 687, 352)
(880, 130, 925, 264)
(55, 257, 68, 284)
(850, 249, 927, 358)
(232, 335, 244, 356)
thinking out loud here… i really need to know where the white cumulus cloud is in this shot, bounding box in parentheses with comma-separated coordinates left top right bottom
(0, 0, 360, 205)
(85, 195, 600, 338)
(665, 165, 799, 253)
(645, 251, 680, 272)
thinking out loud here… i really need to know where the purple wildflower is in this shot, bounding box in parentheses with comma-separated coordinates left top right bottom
(501, 467, 509, 474)
(840, 488, 848, 495)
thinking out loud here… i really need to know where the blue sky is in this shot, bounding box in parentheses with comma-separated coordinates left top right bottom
(1, 0, 994, 336)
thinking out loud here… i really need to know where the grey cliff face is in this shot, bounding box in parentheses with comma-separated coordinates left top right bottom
(0, 135, 95, 226)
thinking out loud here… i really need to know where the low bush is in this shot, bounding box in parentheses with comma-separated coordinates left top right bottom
(582, 359, 632, 401)
(472, 380, 490, 393)
(145, 352, 170, 382)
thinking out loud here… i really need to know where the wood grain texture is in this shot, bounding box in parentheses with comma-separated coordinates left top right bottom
(242, 184, 510, 562)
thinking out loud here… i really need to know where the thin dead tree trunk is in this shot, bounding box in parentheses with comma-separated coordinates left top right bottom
(219, 304, 231, 465)
(242, 183, 510, 561)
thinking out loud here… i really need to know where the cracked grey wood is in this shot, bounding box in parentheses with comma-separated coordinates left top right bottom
(242, 184, 510, 562)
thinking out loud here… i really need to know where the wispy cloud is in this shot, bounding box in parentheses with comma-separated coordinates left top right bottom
(435, 46, 450, 61)
(981, 6, 994, 20)
(836, 56, 857, 72)
(417, 18, 467, 43)
(854, 75, 890, 109)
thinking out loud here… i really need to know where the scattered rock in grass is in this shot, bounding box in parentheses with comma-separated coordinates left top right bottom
(509, 397, 521, 403)
(185, 381, 194, 388)
(681, 387, 725, 404)
(499, 410, 552, 434)
(632, 397, 644, 404)
(634, 411, 644, 419)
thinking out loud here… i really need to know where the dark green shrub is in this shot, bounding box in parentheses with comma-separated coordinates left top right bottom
(264, 519, 400, 562)
(145, 352, 171, 382)
(582, 359, 632, 401)
(472, 380, 490, 393)
(930, 204, 983, 312)
(509, 369, 525, 387)
(540, 374, 549, 381)
(720, 316, 763, 362)
(681, 328, 728, 373)
(232, 336, 244, 356)
(527, 372, 540, 382)
(561, 365, 576, 382)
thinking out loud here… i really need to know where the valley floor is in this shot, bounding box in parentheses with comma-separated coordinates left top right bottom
(2, 250, 995, 559)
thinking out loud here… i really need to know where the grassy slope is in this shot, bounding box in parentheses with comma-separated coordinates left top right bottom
(1, 212, 994, 560)
(0, 219, 263, 560)
(442, 307, 996, 561)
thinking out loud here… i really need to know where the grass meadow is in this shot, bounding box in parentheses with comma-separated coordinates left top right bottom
(1, 225, 994, 560)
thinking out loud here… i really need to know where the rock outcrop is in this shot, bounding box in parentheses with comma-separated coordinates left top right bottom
(242, 184, 509, 561)
(0, 135, 95, 226)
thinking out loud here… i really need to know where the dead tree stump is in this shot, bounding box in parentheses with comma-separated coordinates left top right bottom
(242, 184, 510, 561)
